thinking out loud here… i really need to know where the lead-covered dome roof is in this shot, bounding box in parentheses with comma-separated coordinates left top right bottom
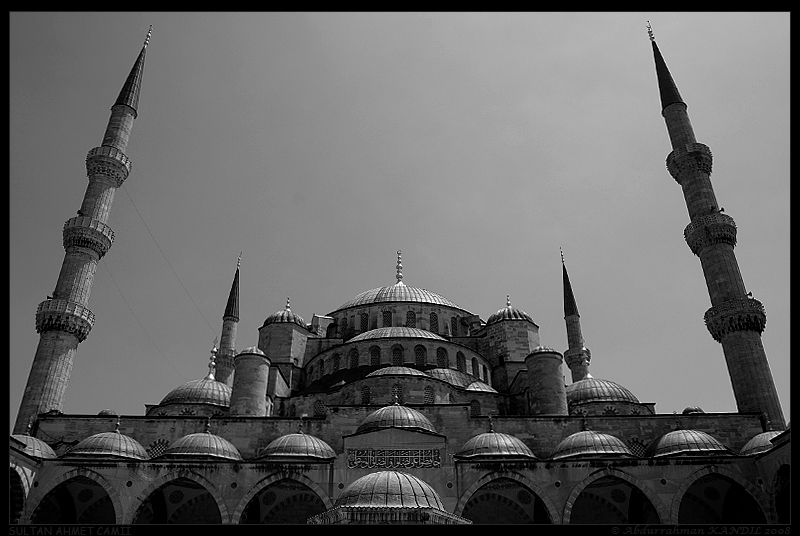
(644, 430, 730, 457)
(256, 432, 336, 460)
(566, 377, 639, 405)
(65, 428, 148, 460)
(334, 470, 445, 509)
(486, 296, 535, 326)
(349, 327, 446, 343)
(11, 435, 57, 459)
(332, 283, 468, 313)
(465, 381, 497, 393)
(160, 377, 232, 408)
(366, 366, 428, 378)
(551, 430, 633, 460)
(739, 431, 782, 456)
(455, 431, 537, 459)
(263, 298, 307, 329)
(425, 368, 476, 388)
(356, 403, 436, 434)
(160, 431, 242, 460)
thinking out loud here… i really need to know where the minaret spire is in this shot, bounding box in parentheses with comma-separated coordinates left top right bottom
(14, 30, 151, 434)
(561, 251, 591, 383)
(216, 254, 241, 387)
(651, 31, 785, 430)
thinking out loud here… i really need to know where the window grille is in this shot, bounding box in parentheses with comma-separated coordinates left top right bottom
(370, 347, 381, 367)
(429, 312, 439, 334)
(392, 346, 403, 366)
(406, 310, 416, 328)
(361, 386, 371, 405)
(360, 313, 369, 332)
(436, 347, 448, 368)
(383, 310, 393, 327)
(470, 400, 481, 417)
(349, 349, 359, 368)
(414, 345, 426, 367)
(424, 386, 435, 404)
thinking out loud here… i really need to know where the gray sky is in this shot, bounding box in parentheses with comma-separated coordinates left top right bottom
(9, 12, 790, 431)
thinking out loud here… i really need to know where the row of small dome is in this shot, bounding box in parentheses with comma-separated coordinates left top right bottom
(13, 404, 782, 462)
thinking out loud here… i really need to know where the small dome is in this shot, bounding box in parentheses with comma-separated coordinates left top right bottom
(465, 381, 497, 393)
(455, 432, 537, 459)
(11, 435, 57, 459)
(644, 430, 730, 457)
(366, 366, 428, 377)
(551, 430, 633, 460)
(349, 326, 447, 343)
(740, 431, 782, 456)
(566, 377, 640, 405)
(256, 432, 336, 460)
(335, 470, 445, 509)
(531, 345, 561, 354)
(356, 404, 436, 434)
(65, 430, 148, 460)
(486, 297, 534, 326)
(160, 432, 242, 460)
(263, 299, 307, 329)
(160, 377, 232, 408)
(682, 406, 705, 414)
(425, 368, 475, 388)
(238, 346, 266, 356)
(97, 409, 118, 416)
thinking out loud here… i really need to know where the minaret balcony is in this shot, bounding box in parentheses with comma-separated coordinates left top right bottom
(704, 297, 766, 343)
(62, 216, 115, 258)
(35, 299, 95, 342)
(666, 143, 713, 185)
(564, 347, 591, 368)
(85, 146, 131, 187)
(683, 213, 737, 256)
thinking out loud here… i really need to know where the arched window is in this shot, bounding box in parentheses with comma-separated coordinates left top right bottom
(392, 345, 403, 366)
(451, 317, 458, 337)
(470, 399, 481, 417)
(472, 358, 479, 377)
(429, 312, 439, 334)
(326, 323, 337, 338)
(424, 386, 435, 404)
(436, 347, 448, 368)
(406, 310, 416, 328)
(482, 364, 489, 383)
(383, 310, 393, 327)
(361, 386, 371, 405)
(370, 346, 381, 367)
(332, 353, 340, 371)
(349, 348, 359, 368)
(457, 352, 466, 372)
(360, 313, 369, 332)
(414, 345, 426, 367)
(392, 383, 403, 404)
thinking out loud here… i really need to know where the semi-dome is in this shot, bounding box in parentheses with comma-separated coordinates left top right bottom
(11, 435, 57, 459)
(349, 326, 447, 343)
(160, 431, 242, 460)
(455, 431, 537, 459)
(425, 368, 476, 388)
(65, 428, 148, 460)
(566, 377, 640, 405)
(256, 432, 336, 460)
(160, 377, 232, 408)
(366, 366, 429, 378)
(486, 296, 535, 325)
(263, 298, 307, 329)
(739, 431, 782, 456)
(644, 430, 731, 457)
(465, 381, 498, 393)
(551, 430, 633, 460)
(356, 404, 436, 434)
(334, 470, 445, 509)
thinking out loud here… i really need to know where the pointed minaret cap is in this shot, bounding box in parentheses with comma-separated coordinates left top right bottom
(223, 253, 241, 322)
(562, 249, 580, 318)
(114, 26, 151, 117)
(648, 22, 685, 111)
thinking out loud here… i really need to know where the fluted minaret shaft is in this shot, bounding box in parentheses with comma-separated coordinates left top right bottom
(562, 258, 591, 382)
(216, 260, 240, 386)
(14, 30, 150, 434)
(651, 35, 784, 430)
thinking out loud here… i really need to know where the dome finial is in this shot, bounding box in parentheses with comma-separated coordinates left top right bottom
(646, 21, 655, 42)
(205, 339, 218, 380)
(393, 392, 400, 405)
(144, 25, 153, 48)
(114, 418, 121, 434)
(488, 414, 494, 433)
(298, 414, 304, 434)
(395, 250, 404, 285)
(205, 415, 212, 433)
(237, 252, 242, 270)
(506, 295, 511, 308)
(560, 247, 565, 265)
(285, 297, 291, 310)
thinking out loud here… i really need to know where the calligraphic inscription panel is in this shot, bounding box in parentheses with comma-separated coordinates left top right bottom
(347, 448, 441, 469)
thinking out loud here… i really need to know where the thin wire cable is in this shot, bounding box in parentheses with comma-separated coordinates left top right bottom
(119, 183, 218, 336)
(101, 258, 188, 381)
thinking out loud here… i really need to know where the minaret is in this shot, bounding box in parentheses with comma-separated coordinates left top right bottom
(14, 28, 152, 434)
(561, 250, 591, 382)
(216, 254, 241, 386)
(649, 24, 785, 430)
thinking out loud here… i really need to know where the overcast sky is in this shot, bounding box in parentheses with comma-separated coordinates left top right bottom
(9, 12, 790, 432)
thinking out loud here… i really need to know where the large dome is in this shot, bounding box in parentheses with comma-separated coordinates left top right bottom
(366, 366, 429, 378)
(334, 470, 445, 509)
(455, 432, 537, 459)
(566, 377, 640, 405)
(160, 432, 242, 460)
(160, 377, 232, 408)
(332, 283, 468, 313)
(256, 432, 336, 460)
(739, 431, 781, 456)
(550, 430, 633, 460)
(11, 435, 57, 459)
(65, 429, 148, 460)
(349, 326, 447, 343)
(644, 430, 730, 457)
(356, 404, 436, 434)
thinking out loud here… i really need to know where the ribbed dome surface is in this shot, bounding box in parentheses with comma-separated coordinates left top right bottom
(11, 435, 57, 459)
(682, 406, 705, 414)
(161, 432, 242, 460)
(335, 471, 445, 509)
(366, 366, 429, 377)
(66, 431, 148, 460)
(263, 308, 307, 329)
(257, 432, 336, 460)
(551, 431, 633, 460)
(644, 430, 730, 457)
(486, 305, 534, 325)
(425, 368, 475, 388)
(356, 404, 436, 434)
(160, 378, 232, 407)
(455, 432, 537, 459)
(566, 377, 640, 405)
(333, 284, 468, 313)
(349, 327, 447, 343)
(465, 381, 497, 393)
(740, 431, 782, 456)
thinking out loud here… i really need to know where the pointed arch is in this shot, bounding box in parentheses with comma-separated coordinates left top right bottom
(231, 472, 333, 524)
(22, 467, 123, 524)
(454, 470, 560, 524)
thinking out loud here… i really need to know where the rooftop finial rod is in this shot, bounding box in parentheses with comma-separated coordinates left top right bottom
(560, 247, 565, 265)
(506, 294, 511, 308)
(647, 21, 655, 42)
(237, 252, 242, 270)
(395, 250, 404, 284)
(144, 25, 153, 48)
(285, 297, 291, 310)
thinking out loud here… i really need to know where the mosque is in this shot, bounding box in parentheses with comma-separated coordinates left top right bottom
(9, 26, 790, 524)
